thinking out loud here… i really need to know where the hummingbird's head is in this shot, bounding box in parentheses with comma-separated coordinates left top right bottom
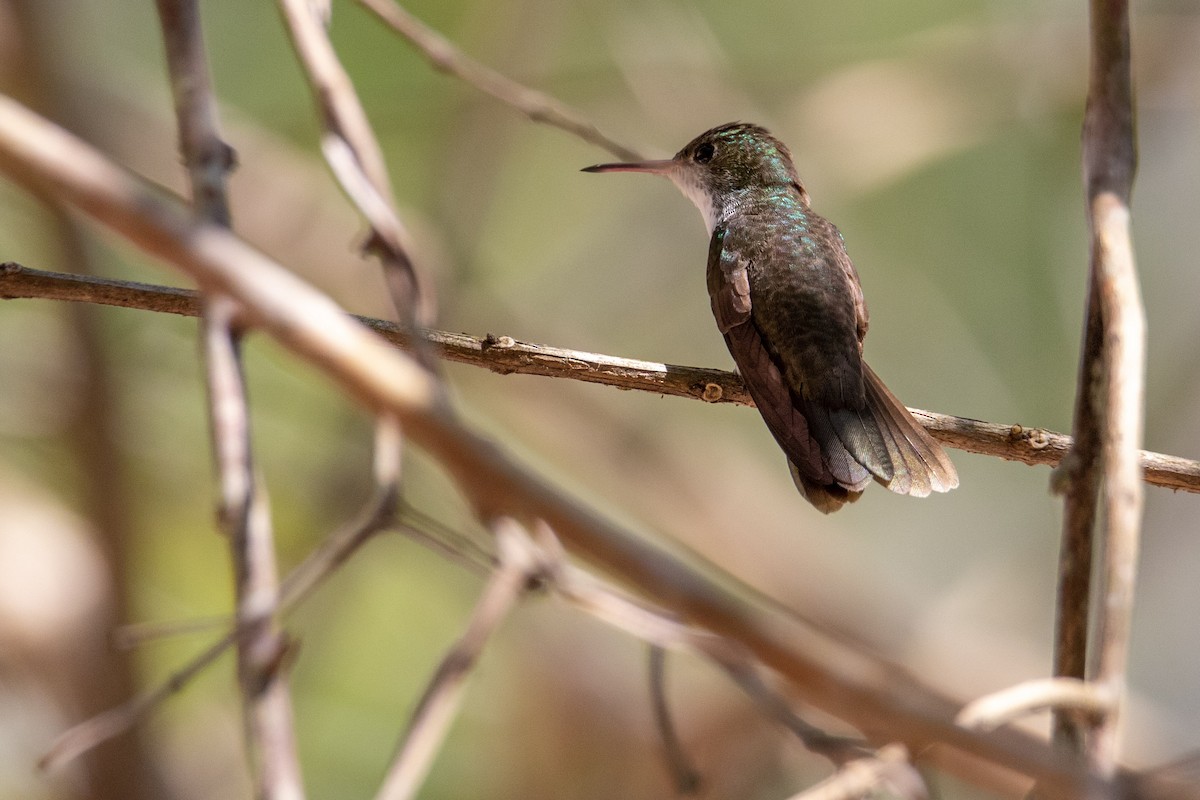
(583, 122, 807, 234)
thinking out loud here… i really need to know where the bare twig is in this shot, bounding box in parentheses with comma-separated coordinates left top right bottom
(374, 517, 536, 800)
(784, 745, 927, 800)
(277, 416, 404, 610)
(41, 631, 236, 771)
(395, 502, 495, 577)
(648, 646, 703, 794)
(276, 0, 435, 331)
(1084, 0, 1143, 773)
(155, 3, 304, 797)
(0, 95, 1123, 796)
(1052, 0, 1144, 773)
(1052, 284, 1102, 755)
(354, 0, 642, 162)
(958, 679, 1115, 732)
(113, 615, 232, 650)
(45, 420, 411, 768)
(5, 263, 1198, 495)
(529, 523, 869, 768)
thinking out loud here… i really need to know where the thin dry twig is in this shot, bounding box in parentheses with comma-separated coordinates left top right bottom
(43, 419, 411, 768)
(0, 94, 1121, 796)
(112, 615, 231, 650)
(4, 263, 1198, 495)
(354, 0, 642, 162)
(375, 517, 537, 800)
(277, 416, 404, 610)
(276, 0, 434, 332)
(395, 502, 495, 577)
(40, 631, 235, 771)
(958, 679, 1115, 732)
(155, 3, 304, 797)
(528, 523, 869, 768)
(1051, 0, 1144, 773)
(648, 646, 703, 794)
(784, 745, 927, 800)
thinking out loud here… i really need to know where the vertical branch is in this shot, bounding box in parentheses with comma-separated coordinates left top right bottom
(1053, 283, 1103, 754)
(1052, 0, 1143, 775)
(154, 3, 305, 798)
(1084, 0, 1143, 771)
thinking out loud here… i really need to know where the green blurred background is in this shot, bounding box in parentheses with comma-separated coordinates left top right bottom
(1, 0, 1198, 798)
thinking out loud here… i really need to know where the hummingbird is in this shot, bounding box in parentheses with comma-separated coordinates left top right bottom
(583, 122, 958, 512)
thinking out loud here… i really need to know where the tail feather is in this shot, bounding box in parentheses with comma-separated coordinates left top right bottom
(803, 405, 873, 491)
(828, 405, 892, 482)
(867, 405, 915, 496)
(789, 461, 863, 513)
(792, 363, 958, 512)
(864, 380, 931, 497)
(861, 363, 959, 496)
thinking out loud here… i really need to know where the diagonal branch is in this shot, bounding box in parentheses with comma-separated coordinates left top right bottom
(4, 262, 1198, 495)
(354, 0, 642, 162)
(374, 517, 535, 800)
(528, 522, 870, 769)
(277, 0, 435, 331)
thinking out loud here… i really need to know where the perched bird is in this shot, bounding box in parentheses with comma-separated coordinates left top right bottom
(583, 122, 957, 512)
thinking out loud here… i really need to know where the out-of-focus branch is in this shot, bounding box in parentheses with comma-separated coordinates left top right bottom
(958, 679, 1115, 732)
(1052, 0, 1144, 773)
(277, 0, 435, 332)
(0, 94, 1134, 797)
(40, 630, 235, 771)
(353, 0, 642, 162)
(277, 417, 405, 611)
(375, 518, 534, 800)
(7, 2, 161, 795)
(155, 3, 305, 798)
(784, 745, 927, 800)
(529, 522, 870, 769)
(42, 421, 421, 770)
(5, 263, 1198, 495)
(648, 646, 702, 794)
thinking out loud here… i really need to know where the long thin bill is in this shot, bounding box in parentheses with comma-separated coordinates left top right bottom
(581, 159, 675, 175)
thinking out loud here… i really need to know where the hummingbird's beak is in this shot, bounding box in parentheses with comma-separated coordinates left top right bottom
(581, 159, 676, 175)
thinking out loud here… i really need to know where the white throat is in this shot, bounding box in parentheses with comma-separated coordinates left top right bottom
(667, 169, 722, 236)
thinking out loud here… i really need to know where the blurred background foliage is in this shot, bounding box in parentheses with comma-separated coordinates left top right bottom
(1, 0, 1198, 798)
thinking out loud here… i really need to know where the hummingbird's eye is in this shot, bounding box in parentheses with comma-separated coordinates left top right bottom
(694, 142, 716, 163)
